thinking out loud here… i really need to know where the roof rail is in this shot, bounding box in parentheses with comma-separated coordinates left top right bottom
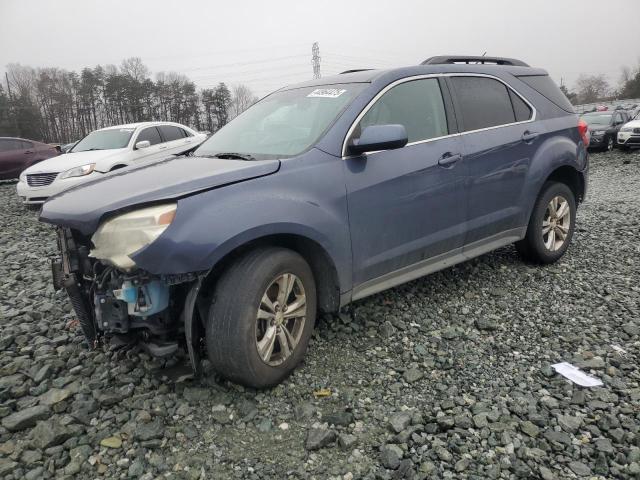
(421, 55, 529, 67)
(340, 69, 374, 74)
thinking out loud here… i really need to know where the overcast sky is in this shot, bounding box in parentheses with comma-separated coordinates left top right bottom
(1, 0, 639, 97)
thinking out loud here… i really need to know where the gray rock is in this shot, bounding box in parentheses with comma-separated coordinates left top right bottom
(389, 411, 412, 433)
(595, 437, 614, 453)
(338, 433, 357, 450)
(305, 428, 336, 450)
(435, 446, 453, 462)
(568, 461, 591, 476)
(30, 418, 72, 449)
(128, 459, 145, 477)
(1, 405, 50, 432)
(0, 459, 18, 476)
(380, 444, 403, 469)
(558, 414, 582, 433)
(520, 421, 539, 438)
(403, 367, 423, 383)
(134, 418, 164, 441)
(324, 411, 353, 427)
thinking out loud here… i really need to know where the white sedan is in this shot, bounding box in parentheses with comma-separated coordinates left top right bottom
(17, 122, 207, 204)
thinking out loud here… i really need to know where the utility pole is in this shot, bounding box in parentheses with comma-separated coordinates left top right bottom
(311, 42, 321, 79)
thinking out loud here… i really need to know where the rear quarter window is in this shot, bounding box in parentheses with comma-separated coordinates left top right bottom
(517, 75, 574, 113)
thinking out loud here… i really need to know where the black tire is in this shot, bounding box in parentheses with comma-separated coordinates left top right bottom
(605, 136, 614, 152)
(516, 182, 576, 264)
(206, 247, 317, 388)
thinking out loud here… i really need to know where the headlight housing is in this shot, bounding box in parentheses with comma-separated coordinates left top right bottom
(90, 203, 177, 270)
(59, 163, 96, 179)
(620, 127, 632, 132)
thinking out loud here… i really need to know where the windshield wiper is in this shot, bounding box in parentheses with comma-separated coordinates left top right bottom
(204, 152, 256, 161)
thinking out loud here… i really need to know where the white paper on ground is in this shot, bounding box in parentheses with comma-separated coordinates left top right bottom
(551, 362, 603, 387)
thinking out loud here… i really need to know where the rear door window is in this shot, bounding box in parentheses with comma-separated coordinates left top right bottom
(354, 78, 449, 144)
(137, 127, 162, 146)
(158, 125, 184, 142)
(450, 76, 516, 131)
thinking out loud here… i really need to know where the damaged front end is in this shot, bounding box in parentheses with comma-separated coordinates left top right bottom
(51, 205, 207, 370)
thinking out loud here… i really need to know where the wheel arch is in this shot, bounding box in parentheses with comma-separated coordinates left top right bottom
(543, 164, 585, 204)
(200, 233, 342, 314)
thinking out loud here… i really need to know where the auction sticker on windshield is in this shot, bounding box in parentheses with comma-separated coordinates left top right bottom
(307, 88, 347, 98)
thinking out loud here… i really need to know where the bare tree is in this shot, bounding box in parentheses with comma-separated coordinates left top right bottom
(575, 74, 610, 104)
(120, 57, 150, 82)
(230, 84, 258, 119)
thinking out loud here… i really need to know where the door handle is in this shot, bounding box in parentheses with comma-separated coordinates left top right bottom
(24, 150, 34, 154)
(438, 152, 462, 167)
(521, 131, 540, 143)
(159, 145, 167, 150)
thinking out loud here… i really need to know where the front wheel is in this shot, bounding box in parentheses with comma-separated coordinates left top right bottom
(206, 247, 317, 388)
(606, 136, 614, 152)
(516, 182, 576, 264)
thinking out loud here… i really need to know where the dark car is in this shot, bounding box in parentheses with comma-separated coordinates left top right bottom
(40, 55, 588, 388)
(0, 137, 59, 180)
(580, 111, 629, 151)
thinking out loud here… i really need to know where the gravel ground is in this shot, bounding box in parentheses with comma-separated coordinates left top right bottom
(0, 150, 639, 480)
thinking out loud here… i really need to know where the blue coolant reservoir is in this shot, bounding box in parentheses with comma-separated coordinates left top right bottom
(115, 280, 169, 317)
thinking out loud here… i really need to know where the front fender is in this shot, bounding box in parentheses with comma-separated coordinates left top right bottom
(132, 150, 352, 292)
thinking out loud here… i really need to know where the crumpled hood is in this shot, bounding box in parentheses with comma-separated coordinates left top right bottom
(40, 155, 281, 234)
(24, 149, 128, 174)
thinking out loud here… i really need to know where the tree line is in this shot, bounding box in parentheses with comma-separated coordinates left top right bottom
(561, 60, 640, 105)
(0, 57, 258, 143)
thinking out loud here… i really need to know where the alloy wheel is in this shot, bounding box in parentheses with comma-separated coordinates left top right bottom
(255, 273, 307, 366)
(542, 195, 571, 252)
(607, 137, 614, 151)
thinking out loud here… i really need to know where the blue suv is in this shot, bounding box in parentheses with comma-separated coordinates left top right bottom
(41, 56, 589, 388)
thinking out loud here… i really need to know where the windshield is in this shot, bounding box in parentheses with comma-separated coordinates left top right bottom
(580, 114, 612, 126)
(195, 84, 366, 159)
(71, 128, 135, 152)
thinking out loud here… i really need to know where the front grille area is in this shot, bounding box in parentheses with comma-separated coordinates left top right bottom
(26, 172, 58, 187)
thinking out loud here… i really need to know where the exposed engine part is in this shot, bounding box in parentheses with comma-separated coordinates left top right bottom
(113, 279, 170, 316)
(94, 293, 129, 333)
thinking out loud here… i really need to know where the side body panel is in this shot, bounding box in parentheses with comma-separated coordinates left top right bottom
(344, 136, 467, 286)
(131, 149, 353, 293)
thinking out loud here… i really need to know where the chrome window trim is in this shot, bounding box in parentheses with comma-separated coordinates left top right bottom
(341, 72, 537, 158)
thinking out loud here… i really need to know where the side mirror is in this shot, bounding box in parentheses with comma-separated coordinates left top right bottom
(135, 140, 151, 150)
(347, 124, 408, 156)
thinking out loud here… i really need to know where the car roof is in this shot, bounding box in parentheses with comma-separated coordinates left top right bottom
(280, 63, 548, 92)
(98, 121, 186, 131)
(582, 111, 613, 115)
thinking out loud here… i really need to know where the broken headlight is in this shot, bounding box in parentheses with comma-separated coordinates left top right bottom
(90, 203, 177, 270)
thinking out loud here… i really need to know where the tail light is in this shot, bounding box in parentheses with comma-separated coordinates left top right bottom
(578, 119, 590, 147)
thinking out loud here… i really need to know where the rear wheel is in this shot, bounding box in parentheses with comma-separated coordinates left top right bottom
(206, 247, 316, 388)
(516, 182, 576, 264)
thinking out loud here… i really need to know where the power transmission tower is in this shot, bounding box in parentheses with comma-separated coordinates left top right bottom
(311, 42, 321, 79)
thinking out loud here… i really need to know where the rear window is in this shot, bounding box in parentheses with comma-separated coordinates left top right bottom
(517, 75, 574, 113)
